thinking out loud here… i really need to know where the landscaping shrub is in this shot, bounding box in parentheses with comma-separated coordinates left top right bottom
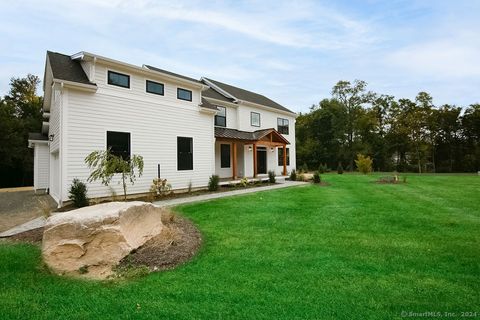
(355, 154, 373, 174)
(150, 178, 172, 197)
(268, 171, 276, 183)
(289, 169, 297, 181)
(297, 173, 305, 181)
(208, 175, 219, 191)
(313, 171, 321, 184)
(300, 163, 309, 173)
(318, 163, 328, 174)
(68, 178, 89, 208)
(337, 163, 344, 174)
(239, 177, 249, 187)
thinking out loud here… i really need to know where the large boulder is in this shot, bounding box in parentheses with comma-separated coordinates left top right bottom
(42, 201, 165, 279)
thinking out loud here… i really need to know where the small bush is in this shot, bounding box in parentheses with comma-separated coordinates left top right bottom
(150, 178, 172, 197)
(337, 163, 344, 174)
(239, 177, 249, 187)
(68, 178, 89, 208)
(208, 175, 220, 191)
(289, 169, 297, 181)
(268, 170, 276, 183)
(318, 163, 328, 174)
(355, 154, 373, 174)
(313, 171, 321, 184)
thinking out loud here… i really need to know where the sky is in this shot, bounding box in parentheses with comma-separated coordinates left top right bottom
(0, 0, 479, 113)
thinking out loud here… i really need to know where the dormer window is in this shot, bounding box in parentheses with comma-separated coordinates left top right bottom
(215, 106, 226, 127)
(107, 71, 130, 88)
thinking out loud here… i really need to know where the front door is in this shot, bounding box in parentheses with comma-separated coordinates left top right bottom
(257, 147, 267, 174)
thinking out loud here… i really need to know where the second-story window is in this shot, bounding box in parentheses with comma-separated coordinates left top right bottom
(108, 71, 130, 88)
(277, 118, 289, 134)
(146, 80, 164, 95)
(251, 112, 260, 127)
(215, 106, 226, 127)
(177, 88, 192, 101)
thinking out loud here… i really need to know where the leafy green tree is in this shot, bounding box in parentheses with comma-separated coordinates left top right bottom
(85, 150, 144, 201)
(332, 80, 376, 170)
(0, 75, 43, 187)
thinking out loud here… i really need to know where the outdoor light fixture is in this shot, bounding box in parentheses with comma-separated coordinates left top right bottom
(270, 147, 274, 152)
(48, 134, 55, 141)
(248, 146, 252, 151)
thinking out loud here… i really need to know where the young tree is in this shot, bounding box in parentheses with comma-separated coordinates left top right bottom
(355, 154, 373, 174)
(85, 150, 144, 201)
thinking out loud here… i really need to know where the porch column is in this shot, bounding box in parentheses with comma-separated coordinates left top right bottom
(253, 143, 257, 177)
(232, 142, 237, 179)
(282, 144, 287, 176)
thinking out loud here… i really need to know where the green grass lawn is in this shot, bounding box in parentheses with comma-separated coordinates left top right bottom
(1, 174, 479, 319)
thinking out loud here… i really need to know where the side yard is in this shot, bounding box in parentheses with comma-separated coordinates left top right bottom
(0, 174, 478, 319)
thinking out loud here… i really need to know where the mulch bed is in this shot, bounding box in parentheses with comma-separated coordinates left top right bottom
(118, 215, 202, 272)
(5, 215, 202, 276)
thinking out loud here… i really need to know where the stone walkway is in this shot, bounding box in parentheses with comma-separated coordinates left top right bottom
(0, 181, 306, 237)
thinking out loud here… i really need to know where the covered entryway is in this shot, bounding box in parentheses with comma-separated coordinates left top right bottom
(214, 127, 290, 179)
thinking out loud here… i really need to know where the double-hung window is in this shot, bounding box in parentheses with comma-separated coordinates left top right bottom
(251, 112, 260, 127)
(277, 118, 289, 134)
(278, 148, 290, 166)
(215, 106, 226, 127)
(177, 137, 193, 170)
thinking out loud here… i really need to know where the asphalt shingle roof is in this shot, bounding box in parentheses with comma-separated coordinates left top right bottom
(202, 88, 233, 103)
(214, 127, 290, 144)
(203, 78, 294, 114)
(200, 98, 219, 110)
(47, 51, 95, 86)
(144, 65, 202, 84)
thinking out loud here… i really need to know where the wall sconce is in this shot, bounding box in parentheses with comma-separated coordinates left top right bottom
(248, 146, 252, 152)
(270, 147, 274, 152)
(48, 134, 55, 141)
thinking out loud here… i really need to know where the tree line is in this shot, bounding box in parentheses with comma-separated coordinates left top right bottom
(0, 75, 43, 187)
(296, 80, 480, 173)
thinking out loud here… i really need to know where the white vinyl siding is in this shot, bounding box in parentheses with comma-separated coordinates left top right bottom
(33, 143, 49, 190)
(61, 62, 213, 201)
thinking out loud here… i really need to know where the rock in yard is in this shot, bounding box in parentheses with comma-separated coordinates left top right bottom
(42, 201, 165, 279)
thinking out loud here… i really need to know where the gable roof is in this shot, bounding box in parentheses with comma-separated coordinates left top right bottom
(203, 88, 233, 103)
(200, 98, 218, 111)
(47, 51, 95, 86)
(203, 78, 294, 114)
(143, 65, 203, 85)
(215, 127, 290, 144)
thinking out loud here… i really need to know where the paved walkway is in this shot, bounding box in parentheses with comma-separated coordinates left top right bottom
(0, 181, 306, 237)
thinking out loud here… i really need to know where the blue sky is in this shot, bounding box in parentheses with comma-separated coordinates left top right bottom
(0, 0, 479, 112)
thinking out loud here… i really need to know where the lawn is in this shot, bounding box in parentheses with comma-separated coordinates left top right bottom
(0, 174, 479, 319)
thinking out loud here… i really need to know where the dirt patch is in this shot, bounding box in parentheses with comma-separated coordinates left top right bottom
(375, 176, 407, 184)
(117, 215, 202, 273)
(8, 227, 44, 244)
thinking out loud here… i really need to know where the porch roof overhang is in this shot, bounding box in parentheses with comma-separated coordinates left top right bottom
(215, 127, 290, 146)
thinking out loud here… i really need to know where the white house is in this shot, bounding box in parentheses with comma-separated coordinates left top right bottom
(29, 51, 297, 206)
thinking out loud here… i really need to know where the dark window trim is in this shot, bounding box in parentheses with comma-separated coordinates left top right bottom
(215, 106, 227, 127)
(146, 80, 164, 95)
(220, 144, 231, 168)
(177, 88, 193, 101)
(251, 112, 261, 127)
(278, 147, 290, 166)
(107, 70, 130, 88)
(177, 136, 193, 171)
(277, 117, 289, 134)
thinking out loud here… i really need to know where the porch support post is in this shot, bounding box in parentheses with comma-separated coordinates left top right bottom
(232, 142, 237, 179)
(253, 143, 257, 177)
(282, 144, 287, 176)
